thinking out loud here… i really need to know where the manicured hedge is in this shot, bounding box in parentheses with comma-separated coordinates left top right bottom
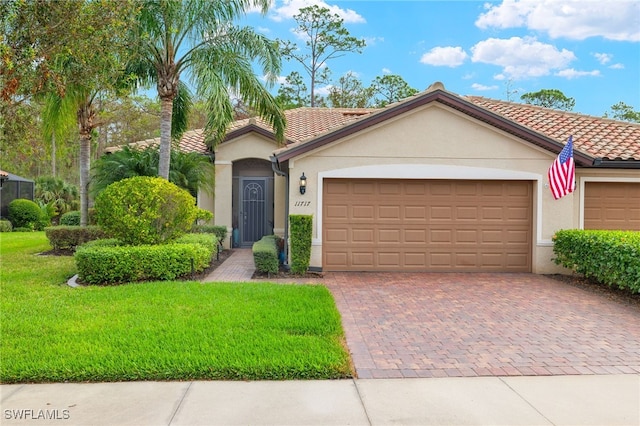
(290, 215, 312, 275)
(75, 233, 217, 285)
(553, 229, 640, 294)
(59, 211, 81, 226)
(252, 235, 280, 275)
(45, 226, 107, 250)
(192, 224, 228, 243)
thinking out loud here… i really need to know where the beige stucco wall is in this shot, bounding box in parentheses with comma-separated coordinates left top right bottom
(213, 133, 281, 248)
(285, 103, 637, 274)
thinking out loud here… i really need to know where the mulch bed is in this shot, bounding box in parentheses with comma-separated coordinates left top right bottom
(251, 267, 324, 280)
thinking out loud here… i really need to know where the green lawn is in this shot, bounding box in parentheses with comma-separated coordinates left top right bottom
(0, 232, 352, 383)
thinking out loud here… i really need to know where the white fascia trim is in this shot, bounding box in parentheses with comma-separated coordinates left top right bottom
(578, 176, 640, 229)
(214, 161, 233, 165)
(315, 164, 545, 245)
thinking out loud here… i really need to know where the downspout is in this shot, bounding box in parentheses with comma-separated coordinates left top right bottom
(270, 155, 290, 269)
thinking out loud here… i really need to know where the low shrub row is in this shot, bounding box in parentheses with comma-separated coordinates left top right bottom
(553, 229, 640, 294)
(45, 226, 106, 250)
(192, 224, 228, 243)
(75, 233, 218, 285)
(253, 235, 280, 275)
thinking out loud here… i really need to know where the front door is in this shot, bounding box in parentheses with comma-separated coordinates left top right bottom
(240, 178, 268, 246)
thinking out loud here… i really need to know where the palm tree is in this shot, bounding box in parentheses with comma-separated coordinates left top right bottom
(129, 0, 286, 180)
(35, 176, 80, 218)
(43, 84, 100, 226)
(90, 145, 214, 197)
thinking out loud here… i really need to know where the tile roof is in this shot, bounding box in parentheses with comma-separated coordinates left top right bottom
(0, 170, 7, 178)
(227, 107, 376, 143)
(112, 89, 640, 166)
(104, 129, 209, 155)
(466, 96, 640, 161)
(106, 108, 375, 155)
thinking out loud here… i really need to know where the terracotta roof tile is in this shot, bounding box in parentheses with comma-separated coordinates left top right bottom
(0, 170, 8, 177)
(113, 96, 640, 164)
(466, 96, 640, 161)
(107, 108, 375, 155)
(227, 107, 376, 143)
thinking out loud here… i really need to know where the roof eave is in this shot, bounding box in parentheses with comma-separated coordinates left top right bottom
(591, 158, 640, 169)
(222, 123, 291, 147)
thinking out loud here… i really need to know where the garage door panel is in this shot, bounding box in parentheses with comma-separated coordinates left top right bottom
(430, 206, 453, 220)
(430, 229, 453, 243)
(378, 228, 401, 243)
(379, 205, 401, 219)
(352, 252, 374, 267)
(404, 229, 427, 243)
(326, 228, 348, 242)
(323, 179, 532, 272)
(325, 252, 348, 268)
(457, 206, 479, 220)
(352, 228, 374, 242)
(402, 206, 426, 220)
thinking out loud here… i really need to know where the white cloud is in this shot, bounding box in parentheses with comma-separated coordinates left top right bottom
(315, 84, 333, 96)
(471, 83, 499, 91)
(471, 36, 576, 80)
(257, 26, 271, 34)
(610, 63, 625, 69)
(364, 36, 384, 47)
(262, 74, 289, 85)
(555, 68, 601, 79)
(270, 0, 365, 23)
(476, 0, 640, 41)
(382, 68, 392, 74)
(419, 46, 468, 67)
(593, 52, 612, 64)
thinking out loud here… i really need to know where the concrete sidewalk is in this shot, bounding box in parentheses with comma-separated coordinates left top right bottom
(2, 375, 639, 425)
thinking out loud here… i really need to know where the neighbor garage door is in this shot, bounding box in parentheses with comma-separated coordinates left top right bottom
(584, 182, 640, 230)
(323, 179, 532, 272)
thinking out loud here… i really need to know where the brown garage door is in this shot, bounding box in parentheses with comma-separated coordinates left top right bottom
(323, 179, 532, 272)
(584, 182, 640, 230)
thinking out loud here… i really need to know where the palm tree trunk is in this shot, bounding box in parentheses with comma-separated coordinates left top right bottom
(158, 97, 173, 179)
(79, 131, 90, 226)
(51, 133, 57, 177)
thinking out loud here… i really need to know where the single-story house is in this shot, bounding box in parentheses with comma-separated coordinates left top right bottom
(0, 170, 35, 219)
(123, 82, 640, 274)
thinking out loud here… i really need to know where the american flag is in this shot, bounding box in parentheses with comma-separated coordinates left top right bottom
(548, 136, 575, 200)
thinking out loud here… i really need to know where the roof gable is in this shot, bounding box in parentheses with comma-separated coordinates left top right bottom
(274, 83, 640, 167)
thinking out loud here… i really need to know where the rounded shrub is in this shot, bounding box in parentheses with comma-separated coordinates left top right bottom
(94, 176, 198, 245)
(8, 199, 41, 230)
(60, 211, 81, 226)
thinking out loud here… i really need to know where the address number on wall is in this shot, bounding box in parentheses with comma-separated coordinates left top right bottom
(294, 201, 311, 207)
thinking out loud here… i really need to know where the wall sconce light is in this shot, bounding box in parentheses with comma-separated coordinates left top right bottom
(299, 173, 307, 195)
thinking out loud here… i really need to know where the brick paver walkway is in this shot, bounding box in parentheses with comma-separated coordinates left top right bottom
(202, 249, 255, 282)
(324, 272, 640, 379)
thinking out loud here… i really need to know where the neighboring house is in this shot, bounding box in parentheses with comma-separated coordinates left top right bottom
(126, 82, 640, 274)
(0, 170, 35, 219)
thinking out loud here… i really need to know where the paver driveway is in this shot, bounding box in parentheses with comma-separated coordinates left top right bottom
(324, 273, 640, 379)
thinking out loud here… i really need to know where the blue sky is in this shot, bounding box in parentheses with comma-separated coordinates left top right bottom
(239, 0, 640, 117)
